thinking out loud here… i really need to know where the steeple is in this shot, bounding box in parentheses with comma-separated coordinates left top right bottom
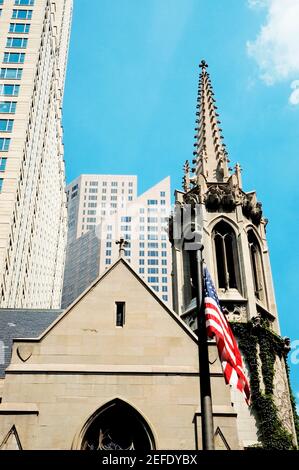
(193, 60, 230, 183)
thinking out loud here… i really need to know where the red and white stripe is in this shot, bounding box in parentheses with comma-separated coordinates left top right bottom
(205, 296, 250, 403)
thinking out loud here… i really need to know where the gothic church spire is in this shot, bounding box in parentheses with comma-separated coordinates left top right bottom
(193, 60, 230, 182)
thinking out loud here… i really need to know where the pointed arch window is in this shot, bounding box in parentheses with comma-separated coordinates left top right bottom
(213, 221, 240, 291)
(248, 229, 265, 302)
(80, 399, 156, 451)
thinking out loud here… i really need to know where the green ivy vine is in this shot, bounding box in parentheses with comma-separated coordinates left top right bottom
(231, 321, 299, 450)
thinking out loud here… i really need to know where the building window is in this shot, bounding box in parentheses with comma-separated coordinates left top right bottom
(160, 191, 166, 197)
(121, 216, 131, 223)
(147, 200, 158, 205)
(162, 295, 168, 301)
(0, 68, 22, 79)
(0, 138, 10, 151)
(0, 158, 7, 172)
(148, 242, 158, 249)
(0, 84, 20, 96)
(148, 268, 158, 274)
(4, 52, 25, 63)
(12, 9, 32, 19)
(6, 37, 28, 48)
(106, 250, 112, 256)
(106, 242, 112, 248)
(139, 268, 145, 274)
(0, 178, 3, 192)
(0, 101, 16, 113)
(213, 221, 240, 291)
(106, 258, 112, 265)
(162, 286, 168, 292)
(148, 259, 158, 266)
(139, 242, 144, 248)
(111, 181, 118, 187)
(139, 259, 145, 265)
(9, 23, 30, 33)
(161, 251, 167, 257)
(162, 277, 167, 283)
(148, 251, 158, 257)
(139, 251, 144, 257)
(148, 234, 158, 241)
(152, 286, 159, 292)
(0, 119, 14, 132)
(162, 260, 167, 266)
(248, 229, 265, 302)
(160, 200, 166, 205)
(14, 0, 35, 5)
(116, 302, 125, 327)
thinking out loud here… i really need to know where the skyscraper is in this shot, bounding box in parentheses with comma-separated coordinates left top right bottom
(0, 0, 73, 308)
(62, 175, 172, 308)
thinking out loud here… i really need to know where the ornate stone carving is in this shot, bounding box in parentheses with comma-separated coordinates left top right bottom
(283, 337, 291, 355)
(242, 194, 263, 225)
(183, 190, 202, 207)
(182, 312, 197, 332)
(205, 184, 242, 212)
(204, 182, 263, 224)
(222, 303, 247, 323)
(17, 345, 33, 362)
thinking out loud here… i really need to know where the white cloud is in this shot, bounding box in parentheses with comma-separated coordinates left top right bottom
(247, 0, 299, 93)
(248, 0, 269, 9)
(289, 80, 299, 105)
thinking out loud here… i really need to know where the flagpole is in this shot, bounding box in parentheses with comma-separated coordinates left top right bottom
(195, 244, 215, 450)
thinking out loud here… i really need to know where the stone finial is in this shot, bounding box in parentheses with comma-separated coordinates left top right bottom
(234, 162, 243, 188)
(183, 160, 191, 192)
(116, 237, 128, 257)
(199, 60, 208, 71)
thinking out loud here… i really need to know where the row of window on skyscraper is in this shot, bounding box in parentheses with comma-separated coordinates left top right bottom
(0, 0, 34, 192)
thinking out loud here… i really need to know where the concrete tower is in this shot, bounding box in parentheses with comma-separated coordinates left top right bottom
(0, 0, 73, 308)
(170, 61, 298, 448)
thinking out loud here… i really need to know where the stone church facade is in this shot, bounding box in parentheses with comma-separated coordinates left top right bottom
(0, 259, 240, 450)
(0, 62, 297, 450)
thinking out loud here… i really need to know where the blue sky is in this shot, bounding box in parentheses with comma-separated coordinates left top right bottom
(63, 1, 299, 406)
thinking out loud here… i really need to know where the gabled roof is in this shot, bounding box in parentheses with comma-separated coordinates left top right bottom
(0, 309, 62, 377)
(13, 257, 197, 344)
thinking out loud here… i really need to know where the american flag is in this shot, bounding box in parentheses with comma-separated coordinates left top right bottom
(204, 267, 250, 403)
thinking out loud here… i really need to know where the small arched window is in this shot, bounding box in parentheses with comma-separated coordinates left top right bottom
(248, 229, 265, 301)
(213, 221, 240, 291)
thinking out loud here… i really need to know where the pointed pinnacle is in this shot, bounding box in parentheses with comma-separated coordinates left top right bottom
(199, 59, 208, 70)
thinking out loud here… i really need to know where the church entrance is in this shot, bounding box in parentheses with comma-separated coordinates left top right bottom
(80, 399, 156, 450)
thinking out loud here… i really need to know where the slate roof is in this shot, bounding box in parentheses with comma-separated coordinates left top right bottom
(0, 309, 62, 377)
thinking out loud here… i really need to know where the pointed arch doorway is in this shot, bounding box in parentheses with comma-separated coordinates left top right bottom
(77, 399, 156, 450)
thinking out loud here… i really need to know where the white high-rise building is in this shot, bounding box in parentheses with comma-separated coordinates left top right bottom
(62, 175, 172, 309)
(0, 0, 73, 308)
